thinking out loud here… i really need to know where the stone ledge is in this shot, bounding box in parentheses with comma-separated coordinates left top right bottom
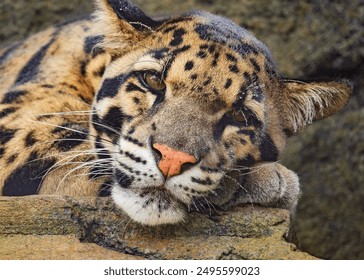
(0, 235, 144, 260)
(0, 196, 315, 259)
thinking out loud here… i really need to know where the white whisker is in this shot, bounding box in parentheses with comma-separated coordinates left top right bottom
(35, 110, 96, 117)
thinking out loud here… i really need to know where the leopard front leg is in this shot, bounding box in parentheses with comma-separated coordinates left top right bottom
(237, 162, 301, 211)
(203, 162, 300, 212)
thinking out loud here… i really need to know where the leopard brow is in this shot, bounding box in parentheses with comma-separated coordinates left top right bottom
(131, 56, 164, 73)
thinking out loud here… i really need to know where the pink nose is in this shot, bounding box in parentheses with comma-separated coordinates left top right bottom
(153, 143, 197, 178)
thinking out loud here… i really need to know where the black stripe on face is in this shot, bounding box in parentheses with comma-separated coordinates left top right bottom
(95, 135, 111, 160)
(191, 177, 213, 185)
(100, 106, 130, 138)
(15, 32, 59, 85)
(2, 152, 56, 196)
(1, 90, 28, 104)
(121, 150, 147, 165)
(114, 168, 133, 189)
(96, 74, 125, 102)
(98, 179, 112, 197)
(259, 134, 279, 162)
(91, 113, 104, 134)
(103, 106, 124, 130)
(89, 137, 112, 180)
(89, 165, 112, 180)
(123, 135, 144, 147)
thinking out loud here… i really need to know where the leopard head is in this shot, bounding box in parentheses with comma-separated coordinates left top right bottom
(90, 0, 352, 225)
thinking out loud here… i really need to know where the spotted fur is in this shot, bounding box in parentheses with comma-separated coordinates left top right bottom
(0, 0, 351, 225)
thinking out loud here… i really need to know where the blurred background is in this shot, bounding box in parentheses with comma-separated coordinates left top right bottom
(0, 0, 363, 259)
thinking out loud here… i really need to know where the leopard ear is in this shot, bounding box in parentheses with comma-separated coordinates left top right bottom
(278, 79, 352, 136)
(94, 0, 160, 53)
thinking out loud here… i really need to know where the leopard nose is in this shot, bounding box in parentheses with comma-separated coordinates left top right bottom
(152, 143, 197, 178)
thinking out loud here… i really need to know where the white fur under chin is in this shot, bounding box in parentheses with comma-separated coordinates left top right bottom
(111, 185, 186, 226)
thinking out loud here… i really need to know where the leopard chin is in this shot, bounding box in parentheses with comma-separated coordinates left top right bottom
(111, 184, 187, 226)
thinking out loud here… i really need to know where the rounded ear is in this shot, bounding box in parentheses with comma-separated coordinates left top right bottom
(94, 0, 161, 53)
(277, 79, 352, 136)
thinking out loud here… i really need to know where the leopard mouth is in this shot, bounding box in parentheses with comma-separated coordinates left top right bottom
(137, 185, 188, 206)
(111, 181, 188, 226)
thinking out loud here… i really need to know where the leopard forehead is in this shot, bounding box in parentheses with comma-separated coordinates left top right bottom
(188, 11, 275, 64)
(101, 11, 278, 113)
(150, 11, 277, 77)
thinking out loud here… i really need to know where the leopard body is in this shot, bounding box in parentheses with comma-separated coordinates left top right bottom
(0, 0, 351, 225)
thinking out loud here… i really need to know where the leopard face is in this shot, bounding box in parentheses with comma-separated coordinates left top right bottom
(88, 1, 351, 225)
(90, 8, 290, 225)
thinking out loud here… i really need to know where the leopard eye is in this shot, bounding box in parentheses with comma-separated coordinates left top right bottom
(225, 109, 252, 124)
(142, 72, 166, 92)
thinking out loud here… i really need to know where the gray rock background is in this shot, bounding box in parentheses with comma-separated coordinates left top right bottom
(0, 0, 363, 259)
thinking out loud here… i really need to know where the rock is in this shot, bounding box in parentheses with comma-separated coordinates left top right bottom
(0, 196, 315, 260)
(0, 235, 143, 260)
(283, 108, 364, 259)
(0, 0, 93, 45)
